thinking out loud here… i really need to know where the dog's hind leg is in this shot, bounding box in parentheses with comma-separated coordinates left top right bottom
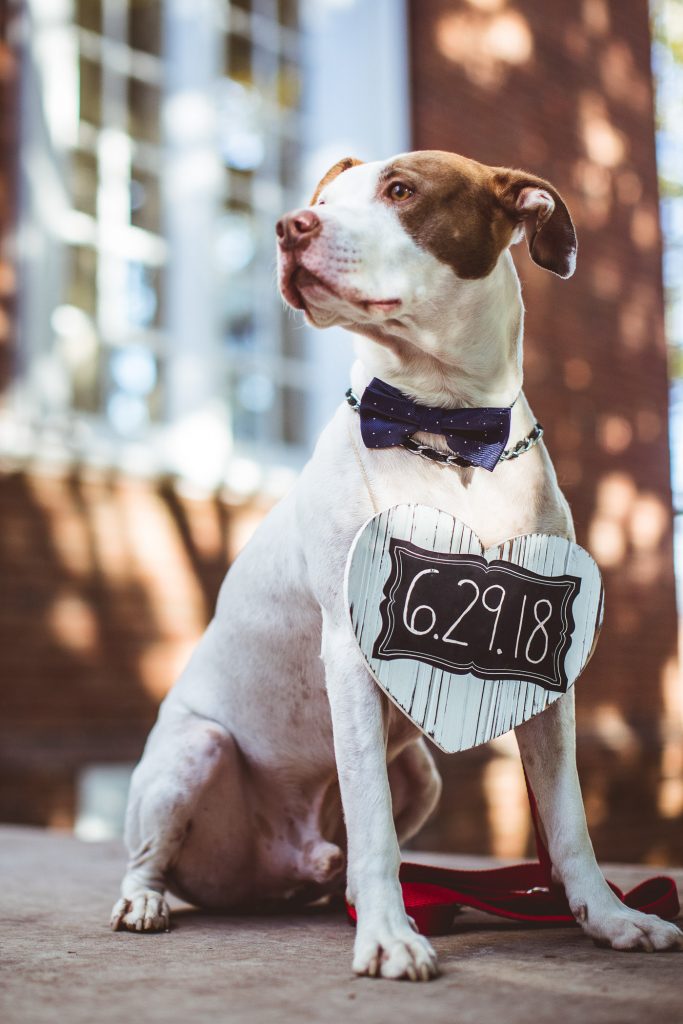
(389, 740, 442, 845)
(516, 689, 683, 952)
(111, 708, 246, 932)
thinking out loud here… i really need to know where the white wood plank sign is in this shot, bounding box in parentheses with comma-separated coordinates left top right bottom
(345, 504, 604, 753)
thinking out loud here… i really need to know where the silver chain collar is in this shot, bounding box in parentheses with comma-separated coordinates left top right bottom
(345, 388, 544, 469)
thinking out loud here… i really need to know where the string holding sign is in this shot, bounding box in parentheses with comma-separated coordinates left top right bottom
(345, 504, 604, 753)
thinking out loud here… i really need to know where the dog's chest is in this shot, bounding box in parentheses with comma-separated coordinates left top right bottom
(362, 447, 558, 549)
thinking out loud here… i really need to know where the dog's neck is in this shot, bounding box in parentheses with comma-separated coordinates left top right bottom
(350, 251, 524, 411)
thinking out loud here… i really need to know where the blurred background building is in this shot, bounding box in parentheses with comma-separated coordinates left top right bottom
(1, 0, 682, 866)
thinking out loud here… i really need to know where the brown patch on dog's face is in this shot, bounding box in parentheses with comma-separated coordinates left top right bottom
(377, 152, 514, 280)
(377, 151, 576, 280)
(310, 157, 364, 205)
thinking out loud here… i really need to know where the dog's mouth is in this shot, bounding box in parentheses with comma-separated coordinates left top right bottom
(290, 266, 334, 309)
(280, 264, 402, 320)
(278, 263, 321, 312)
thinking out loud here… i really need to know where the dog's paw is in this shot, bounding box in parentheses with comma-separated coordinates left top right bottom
(581, 907, 683, 953)
(110, 891, 170, 933)
(353, 924, 438, 981)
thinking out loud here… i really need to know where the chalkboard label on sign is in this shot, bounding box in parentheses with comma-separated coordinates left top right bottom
(346, 505, 604, 752)
(373, 539, 581, 693)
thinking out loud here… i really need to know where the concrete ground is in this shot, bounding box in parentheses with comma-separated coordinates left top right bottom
(1, 826, 682, 1024)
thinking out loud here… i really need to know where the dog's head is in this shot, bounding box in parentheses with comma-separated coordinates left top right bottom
(276, 150, 576, 335)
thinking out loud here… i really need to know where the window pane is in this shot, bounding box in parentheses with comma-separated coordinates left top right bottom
(226, 33, 252, 85)
(281, 308, 305, 359)
(106, 345, 161, 433)
(277, 57, 299, 108)
(127, 78, 161, 144)
(217, 79, 266, 174)
(225, 313, 256, 350)
(71, 343, 103, 414)
(223, 273, 257, 344)
(126, 261, 162, 329)
(231, 390, 262, 442)
(130, 168, 160, 234)
(128, 0, 162, 56)
(75, 0, 103, 34)
(79, 55, 102, 125)
(277, 0, 298, 30)
(281, 385, 308, 446)
(225, 167, 254, 207)
(66, 245, 98, 318)
(51, 304, 102, 414)
(279, 133, 298, 186)
(69, 149, 98, 218)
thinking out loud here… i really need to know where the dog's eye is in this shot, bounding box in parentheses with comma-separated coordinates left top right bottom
(387, 182, 414, 202)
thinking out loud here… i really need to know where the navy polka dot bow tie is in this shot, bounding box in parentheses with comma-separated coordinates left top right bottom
(358, 378, 512, 472)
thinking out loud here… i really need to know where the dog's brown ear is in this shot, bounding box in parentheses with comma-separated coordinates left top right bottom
(492, 170, 577, 278)
(310, 157, 364, 205)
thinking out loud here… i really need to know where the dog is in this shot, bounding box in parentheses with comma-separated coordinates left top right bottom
(111, 150, 683, 979)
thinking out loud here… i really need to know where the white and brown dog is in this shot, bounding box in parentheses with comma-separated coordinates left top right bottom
(111, 151, 683, 979)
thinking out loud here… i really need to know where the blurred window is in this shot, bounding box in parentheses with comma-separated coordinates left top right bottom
(75, 763, 134, 842)
(16, 0, 305, 485)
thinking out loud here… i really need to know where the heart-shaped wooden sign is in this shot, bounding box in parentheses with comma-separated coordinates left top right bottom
(345, 504, 604, 752)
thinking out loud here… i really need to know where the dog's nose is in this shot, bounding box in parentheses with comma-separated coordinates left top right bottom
(275, 209, 321, 250)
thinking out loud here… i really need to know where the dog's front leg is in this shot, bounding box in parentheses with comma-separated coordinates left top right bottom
(517, 690, 683, 951)
(321, 613, 438, 980)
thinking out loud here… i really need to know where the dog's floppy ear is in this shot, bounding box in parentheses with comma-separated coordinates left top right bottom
(310, 157, 364, 205)
(492, 169, 577, 278)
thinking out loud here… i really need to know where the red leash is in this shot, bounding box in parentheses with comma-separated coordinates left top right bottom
(346, 777, 680, 936)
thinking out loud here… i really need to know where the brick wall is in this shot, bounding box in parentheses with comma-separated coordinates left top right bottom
(0, 466, 270, 827)
(408, 0, 683, 864)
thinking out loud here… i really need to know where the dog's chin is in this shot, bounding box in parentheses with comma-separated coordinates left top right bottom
(289, 269, 343, 326)
(280, 267, 403, 329)
(298, 299, 340, 329)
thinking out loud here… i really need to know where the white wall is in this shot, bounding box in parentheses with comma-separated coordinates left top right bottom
(300, 0, 411, 441)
